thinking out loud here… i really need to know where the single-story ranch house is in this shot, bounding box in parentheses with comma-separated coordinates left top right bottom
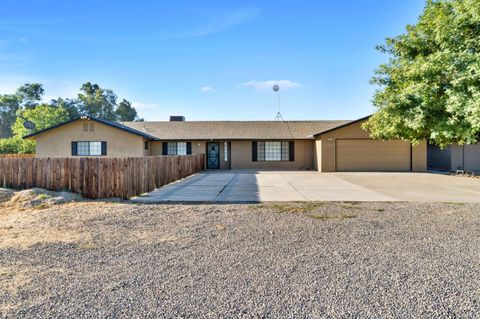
(23, 115, 427, 172)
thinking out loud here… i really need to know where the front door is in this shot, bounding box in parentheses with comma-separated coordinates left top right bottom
(207, 142, 220, 169)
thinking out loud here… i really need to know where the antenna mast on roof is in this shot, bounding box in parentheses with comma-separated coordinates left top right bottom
(273, 84, 283, 121)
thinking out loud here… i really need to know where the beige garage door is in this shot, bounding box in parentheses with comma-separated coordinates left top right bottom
(336, 139, 411, 172)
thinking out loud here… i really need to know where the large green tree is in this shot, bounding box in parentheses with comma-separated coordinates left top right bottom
(50, 97, 80, 119)
(0, 83, 44, 138)
(115, 99, 138, 121)
(363, 0, 480, 148)
(0, 94, 20, 138)
(0, 82, 141, 152)
(78, 82, 118, 121)
(13, 104, 70, 137)
(16, 83, 44, 109)
(0, 104, 70, 154)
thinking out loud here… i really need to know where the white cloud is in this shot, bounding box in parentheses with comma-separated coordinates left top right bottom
(239, 80, 302, 91)
(201, 86, 216, 93)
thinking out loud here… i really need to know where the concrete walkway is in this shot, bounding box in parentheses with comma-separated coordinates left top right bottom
(132, 170, 480, 203)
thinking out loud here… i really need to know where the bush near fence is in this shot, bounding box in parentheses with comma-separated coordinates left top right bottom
(0, 155, 205, 199)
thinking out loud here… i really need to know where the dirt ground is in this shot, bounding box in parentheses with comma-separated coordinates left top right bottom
(1, 189, 480, 318)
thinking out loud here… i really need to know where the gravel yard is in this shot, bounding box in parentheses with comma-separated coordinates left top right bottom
(1, 196, 480, 318)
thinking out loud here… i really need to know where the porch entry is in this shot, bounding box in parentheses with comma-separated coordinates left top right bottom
(207, 142, 220, 169)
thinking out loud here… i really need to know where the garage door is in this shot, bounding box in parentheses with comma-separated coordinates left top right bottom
(336, 139, 411, 172)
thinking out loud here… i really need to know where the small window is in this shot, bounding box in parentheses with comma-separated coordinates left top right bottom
(224, 142, 228, 161)
(145, 141, 149, 150)
(82, 122, 94, 132)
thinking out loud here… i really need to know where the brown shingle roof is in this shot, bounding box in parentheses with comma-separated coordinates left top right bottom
(122, 120, 351, 140)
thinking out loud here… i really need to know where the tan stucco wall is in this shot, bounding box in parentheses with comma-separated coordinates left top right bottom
(151, 140, 231, 169)
(317, 120, 427, 172)
(150, 141, 162, 156)
(412, 140, 427, 172)
(151, 140, 313, 170)
(150, 140, 314, 170)
(34, 119, 145, 158)
(143, 141, 150, 156)
(230, 140, 314, 170)
(150, 140, 208, 157)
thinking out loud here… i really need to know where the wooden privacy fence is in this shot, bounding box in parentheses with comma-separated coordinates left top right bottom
(0, 155, 205, 199)
(0, 154, 35, 158)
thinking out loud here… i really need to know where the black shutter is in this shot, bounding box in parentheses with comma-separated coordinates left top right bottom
(186, 142, 192, 155)
(101, 141, 107, 156)
(252, 141, 257, 162)
(162, 142, 168, 155)
(289, 141, 295, 161)
(71, 142, 78, 156)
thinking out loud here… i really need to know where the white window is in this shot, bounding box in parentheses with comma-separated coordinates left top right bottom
(257, 141, 290, 161)
(224, 142, 228, 161)
(167, 142, 176, 155)
(75, 141, 103, 156)
(89, 142, 102, 155)
(77, 141, 90, 155)
(281, 141, 289, 161)
(176, 142, 187, 155)
(265, 141, 282, 161)
(167, 142, 187, 155)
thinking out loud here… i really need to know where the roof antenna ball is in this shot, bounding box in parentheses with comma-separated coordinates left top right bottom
(273, 84, 284, 121)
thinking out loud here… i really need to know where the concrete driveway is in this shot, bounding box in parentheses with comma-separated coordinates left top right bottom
(133, 170, 480, 203)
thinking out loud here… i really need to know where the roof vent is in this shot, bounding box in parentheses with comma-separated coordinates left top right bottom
(169, 116, 185, 122)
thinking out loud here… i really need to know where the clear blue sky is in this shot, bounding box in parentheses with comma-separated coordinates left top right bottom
(0, 0, 425, 121)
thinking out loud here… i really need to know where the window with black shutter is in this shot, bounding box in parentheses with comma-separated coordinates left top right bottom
(71, 141, 106, 156)
(165, 142, 189, 155)
(254, 141, 294, 162)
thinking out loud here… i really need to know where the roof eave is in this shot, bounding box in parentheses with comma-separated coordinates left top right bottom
(145, 137, 316, 141)
(23, 116, 158, 140)
(312, 115, 372, 138)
